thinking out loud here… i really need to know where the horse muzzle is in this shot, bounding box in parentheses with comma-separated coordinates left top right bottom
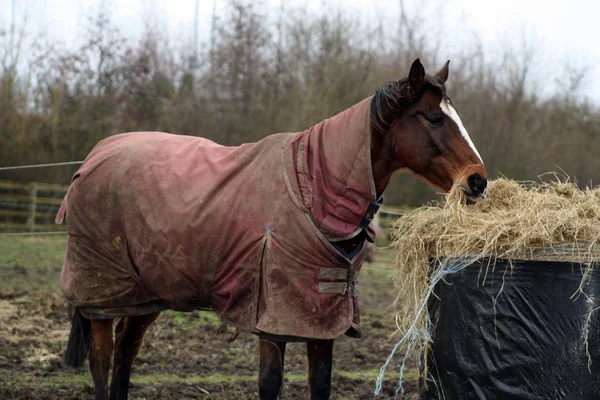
(462, 172, 487, 201)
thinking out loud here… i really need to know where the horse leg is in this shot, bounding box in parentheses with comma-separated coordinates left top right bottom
(89, 319, 114, 400)
(258, 339, 287, 400)
(109, 312, 161, 400)
(306, 339, 334, 400)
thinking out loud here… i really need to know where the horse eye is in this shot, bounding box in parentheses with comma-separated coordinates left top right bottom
(424, 113, 444, 125)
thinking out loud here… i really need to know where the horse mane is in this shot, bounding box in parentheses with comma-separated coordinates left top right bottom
(369, 75, 446, 134)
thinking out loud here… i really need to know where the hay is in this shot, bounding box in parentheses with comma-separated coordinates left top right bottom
(375, 176, 600, 396)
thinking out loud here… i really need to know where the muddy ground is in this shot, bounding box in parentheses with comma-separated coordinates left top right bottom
(0, 236, 418, 399)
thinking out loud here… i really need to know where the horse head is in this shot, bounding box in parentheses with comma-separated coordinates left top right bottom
(370, 58, 487, 199)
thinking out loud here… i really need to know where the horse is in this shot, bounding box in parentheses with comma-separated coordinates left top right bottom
(58, 58, 487, 400)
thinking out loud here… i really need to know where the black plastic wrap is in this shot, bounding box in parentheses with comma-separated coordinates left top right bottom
(423, 259, 600, 400)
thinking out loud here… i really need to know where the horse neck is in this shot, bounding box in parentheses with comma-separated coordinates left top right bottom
(369, 123, 395, 195)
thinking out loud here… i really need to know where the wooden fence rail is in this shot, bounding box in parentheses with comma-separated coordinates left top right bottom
(0, 180, 69, 232)
(0, 179, 410, 234)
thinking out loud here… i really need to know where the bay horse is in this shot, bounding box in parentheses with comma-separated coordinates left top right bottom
(59, 58, 487, 399)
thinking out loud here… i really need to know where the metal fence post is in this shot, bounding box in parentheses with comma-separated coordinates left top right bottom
(29, 182, 38, 232)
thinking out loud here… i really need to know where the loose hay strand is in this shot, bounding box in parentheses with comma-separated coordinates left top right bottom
(375, 176, 600, 395)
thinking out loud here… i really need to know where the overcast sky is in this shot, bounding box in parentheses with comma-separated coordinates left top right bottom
(2, 0, 599, 103)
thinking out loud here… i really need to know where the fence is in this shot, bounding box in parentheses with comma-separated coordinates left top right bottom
(0, 178, 409, 234)
(0, 180, 69, 232)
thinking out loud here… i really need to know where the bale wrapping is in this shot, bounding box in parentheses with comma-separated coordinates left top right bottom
(424, 257, 600, 399)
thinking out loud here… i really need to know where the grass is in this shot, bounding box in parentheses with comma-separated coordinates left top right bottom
(38, 372, 256, 386)
(0, 235, 66, 267)
(0, 368, 409, 387)
(166, 309, 222, 328)
(0, 235, 66, 293)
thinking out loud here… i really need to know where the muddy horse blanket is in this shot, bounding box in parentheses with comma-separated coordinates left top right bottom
(56, 97, 381, 339)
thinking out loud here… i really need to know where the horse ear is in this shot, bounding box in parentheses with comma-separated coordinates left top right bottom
(409, 58, 425, 91)
(435, 60, 450, 83)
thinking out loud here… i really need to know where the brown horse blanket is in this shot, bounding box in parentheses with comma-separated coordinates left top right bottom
(56, 97, 381, 339)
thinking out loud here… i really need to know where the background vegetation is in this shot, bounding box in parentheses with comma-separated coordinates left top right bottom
(1, 0, 599, 206)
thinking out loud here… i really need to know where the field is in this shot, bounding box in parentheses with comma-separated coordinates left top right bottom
(0, 235, 417, 399)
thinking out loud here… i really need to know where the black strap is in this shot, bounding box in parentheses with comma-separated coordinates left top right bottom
(359, 194, 384, 242)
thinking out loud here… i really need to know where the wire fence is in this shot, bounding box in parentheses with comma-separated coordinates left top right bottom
(0, 161, 83, 171)
(0, 231, 69, 237)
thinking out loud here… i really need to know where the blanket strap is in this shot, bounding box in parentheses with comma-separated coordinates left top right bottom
(359, 195, 384, 243)
(318, 267, 361, 297)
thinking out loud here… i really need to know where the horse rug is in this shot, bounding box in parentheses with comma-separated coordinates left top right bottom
(56, 97, 382, 339)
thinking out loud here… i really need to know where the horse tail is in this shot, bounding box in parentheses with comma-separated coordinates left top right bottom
(64, 307, 92, 367)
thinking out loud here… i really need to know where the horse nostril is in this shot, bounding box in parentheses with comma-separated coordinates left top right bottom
(467, 173, 487, 196)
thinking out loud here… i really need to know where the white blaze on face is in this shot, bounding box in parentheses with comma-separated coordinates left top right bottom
(439, 99, 483, 164)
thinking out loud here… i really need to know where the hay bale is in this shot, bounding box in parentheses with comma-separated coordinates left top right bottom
(375, 176, 600, 395)
(392, 177, 600, 331)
